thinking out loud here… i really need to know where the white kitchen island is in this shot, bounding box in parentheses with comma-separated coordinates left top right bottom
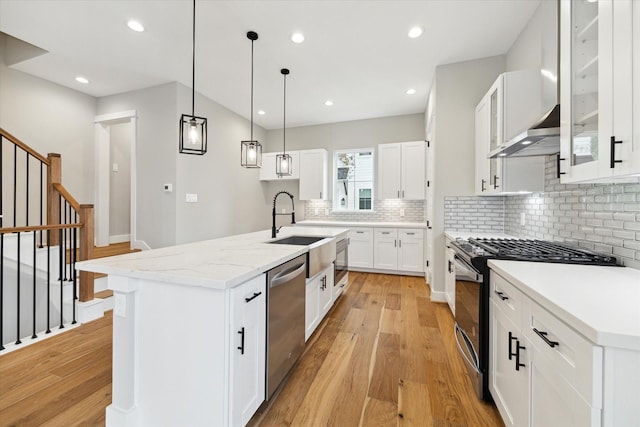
(76, 226, 348, 427)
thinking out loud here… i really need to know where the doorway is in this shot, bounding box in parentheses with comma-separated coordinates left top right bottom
(94, 110, 138, 249)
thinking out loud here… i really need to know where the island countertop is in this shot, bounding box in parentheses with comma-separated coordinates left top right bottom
(75, 226, 349, 290)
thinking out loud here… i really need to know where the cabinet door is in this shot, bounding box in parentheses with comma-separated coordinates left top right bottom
(398, 229, 424, 272)
(319, 265, 334, 318)
(400, 141, 426, 200)
(529, 341, 601, 427)
(348, 228, 374, 268)
(475, 93, 491, 195)
(299, 149, 328, 200)
(487, 76, 504, 194)
(373, 229, 398, 270)
(305, 275, 320, 342)
(445, 247, 456, 314)
(490, 299, 529, 427)
(377, 143, 402, 199)
(230, 275, 266, 426)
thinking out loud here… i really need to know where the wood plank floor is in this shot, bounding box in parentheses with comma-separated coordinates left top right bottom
(249, 273, 503, 427)
(0, 272, 502, 427)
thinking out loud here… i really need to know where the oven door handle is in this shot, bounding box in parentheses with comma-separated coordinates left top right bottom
(452, 254, 482, 283)
(454, 323, 480, 374)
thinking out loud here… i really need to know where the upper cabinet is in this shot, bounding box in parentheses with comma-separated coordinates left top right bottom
(299, 149, 329, 200)
(560, 0, 640, 182)
(259, 151, 300, 181)
(475, 72, 545, 195)
(378, 141, 426, 200)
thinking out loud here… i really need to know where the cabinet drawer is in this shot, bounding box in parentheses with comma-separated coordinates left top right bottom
(490, 271, 525, 329)
(348, 227, 373, 241)
(525, 300, 603, 408)
(374, 228, 398, 238)
(399, 228, 423, 240)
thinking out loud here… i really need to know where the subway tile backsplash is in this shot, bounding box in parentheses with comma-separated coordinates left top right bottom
(444, 156, 640, 269)
(304, 199, 425, 223)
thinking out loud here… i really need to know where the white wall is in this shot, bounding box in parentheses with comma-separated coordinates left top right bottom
(0, 39, 97, 205)
(109, 122, 131, 239)
(428, 55, 506, 297)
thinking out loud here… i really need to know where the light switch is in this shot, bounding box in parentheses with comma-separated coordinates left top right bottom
(186, 193, 198, 203)
(164, 183, 173, 192)
(112, 163, 119, 172)
(115, 294, 126, 317)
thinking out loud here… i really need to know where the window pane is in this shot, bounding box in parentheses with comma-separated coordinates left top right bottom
(334, 150, 374, 211)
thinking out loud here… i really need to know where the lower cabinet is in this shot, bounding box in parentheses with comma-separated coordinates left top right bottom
(348, 227, 374, 268)
(305, 263, 334, 341)
(373, 228, 424, 273)
(230, 275, 266, 427)
(489, 270, 616, 427)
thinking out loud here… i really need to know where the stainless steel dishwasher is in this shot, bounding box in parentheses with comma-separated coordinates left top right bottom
(266, 254, 306, 400)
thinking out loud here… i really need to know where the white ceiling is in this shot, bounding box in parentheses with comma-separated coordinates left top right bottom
(0, 0, 540, 130)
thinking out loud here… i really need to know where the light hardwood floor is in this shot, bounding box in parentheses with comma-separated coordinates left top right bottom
(0, 272, 502, 427)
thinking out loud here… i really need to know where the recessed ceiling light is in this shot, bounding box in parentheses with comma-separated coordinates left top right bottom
(324, 100, 333, 106)
(127, 20, 145, 32)
(291, 32, 305, 43)
(408, 27, 423, 38)
(406, 88, 417, 95)
(258, 110, 266, 115)
(75, 76, 89, 84)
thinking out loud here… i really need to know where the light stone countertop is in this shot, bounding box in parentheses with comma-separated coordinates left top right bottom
(76, 226, 349, 290)
(489, 260, 640, 351)
(298, 220, 427, 229)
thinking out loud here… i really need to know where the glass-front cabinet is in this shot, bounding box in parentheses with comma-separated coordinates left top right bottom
(560, 0, 639, 182)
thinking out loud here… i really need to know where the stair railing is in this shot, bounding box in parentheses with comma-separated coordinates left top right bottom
(0, 128, 94, 351)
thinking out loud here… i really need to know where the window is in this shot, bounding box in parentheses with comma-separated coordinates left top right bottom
(333, 149, 374, 211)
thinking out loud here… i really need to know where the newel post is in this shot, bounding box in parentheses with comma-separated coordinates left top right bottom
(47, 153, 61, 246)
(79, 204, 95, 302)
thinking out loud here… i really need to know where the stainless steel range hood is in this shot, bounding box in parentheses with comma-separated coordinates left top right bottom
(489, 0, 561, 159)
(488, 104, 560, 158)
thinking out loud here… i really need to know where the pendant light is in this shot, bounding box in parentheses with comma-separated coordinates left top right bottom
(276, 68, 292, 177)
(241, 31, 262, 168)
(179, 0, 207, 155)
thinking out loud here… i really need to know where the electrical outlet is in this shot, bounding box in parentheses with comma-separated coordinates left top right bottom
(400, 209, 405, 217)
(314, 208, 319, 215)
(325, 208, 330, 216)
(520, 212, 526, 226)
(112, 163, 119, 172)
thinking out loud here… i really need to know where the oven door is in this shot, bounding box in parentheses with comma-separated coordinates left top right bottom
(453, 253, 484, 399)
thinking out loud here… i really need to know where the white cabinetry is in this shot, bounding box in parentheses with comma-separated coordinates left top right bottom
(373, 228, 424, 273)
(299, 149, 328, 200)
(348, 227, 374, 269)
(378, 141, 426, 200)
(559, 0, 640, 182)
(230, 276, 266, 426)
(260, 151, 300, 181)
(305, 263, 334, 341)
(444, 244, 456, 314)
(490, 270, 608, 427)
(475, 72, 545, 195)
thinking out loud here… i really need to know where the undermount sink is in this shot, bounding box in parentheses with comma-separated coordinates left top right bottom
(267, 235, 335, 278)
(268, 236, 327, 246)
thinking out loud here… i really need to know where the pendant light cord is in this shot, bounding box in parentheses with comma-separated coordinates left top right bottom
(250, 38, 254, 142)
(283, 72, 286, 155)
(191, 0, 196, 117)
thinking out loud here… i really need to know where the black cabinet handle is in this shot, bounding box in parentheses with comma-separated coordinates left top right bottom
(494, 290, 508, 301)
(448, 260, 453, 273)
(481, 179, 486, 192)
(556, 155, 566, 178)
(508, 331, 517, 360)
(533, 328, 559, 348)
(493, 175, 499, 189)
(238, 327, 245, 355)
(610, 136, 623, 168)
(515, 340, 526, 371)
(244, 291, 262, 303)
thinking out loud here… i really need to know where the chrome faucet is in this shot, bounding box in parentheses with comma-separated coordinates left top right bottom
(272, 191, 296, 238)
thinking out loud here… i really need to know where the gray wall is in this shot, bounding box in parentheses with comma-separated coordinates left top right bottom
(0, 39, 96, 205)
(109, 122, 131, 239)
(265, 113, 425, 221)
(428, 55, 506, 296)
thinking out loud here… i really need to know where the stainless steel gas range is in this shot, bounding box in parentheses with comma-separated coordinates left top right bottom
(448, 237, 619, 402)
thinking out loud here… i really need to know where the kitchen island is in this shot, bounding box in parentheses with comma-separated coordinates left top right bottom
(76, 226, 349, 427)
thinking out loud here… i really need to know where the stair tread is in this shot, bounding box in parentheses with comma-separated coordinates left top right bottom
(95, 290, 113, 299)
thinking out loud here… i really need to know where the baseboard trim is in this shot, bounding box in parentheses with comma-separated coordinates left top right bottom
(109, 234, 131, 244)
(347, 267, 424, 277)
(131, 240, 151, 251)
(430, 290, 447, 303)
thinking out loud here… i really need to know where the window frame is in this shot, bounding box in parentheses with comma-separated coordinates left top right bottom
(332, 148, 375, 212)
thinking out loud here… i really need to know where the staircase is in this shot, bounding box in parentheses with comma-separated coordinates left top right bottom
(0, 128, 96, 353)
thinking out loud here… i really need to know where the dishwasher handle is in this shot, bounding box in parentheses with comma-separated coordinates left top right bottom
(270, 262, 306, 288)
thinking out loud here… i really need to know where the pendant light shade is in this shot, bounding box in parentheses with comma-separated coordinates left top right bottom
(241, 31, 262, 168)
(179, 0, 207, 155)
(276, 68, 292, 177)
